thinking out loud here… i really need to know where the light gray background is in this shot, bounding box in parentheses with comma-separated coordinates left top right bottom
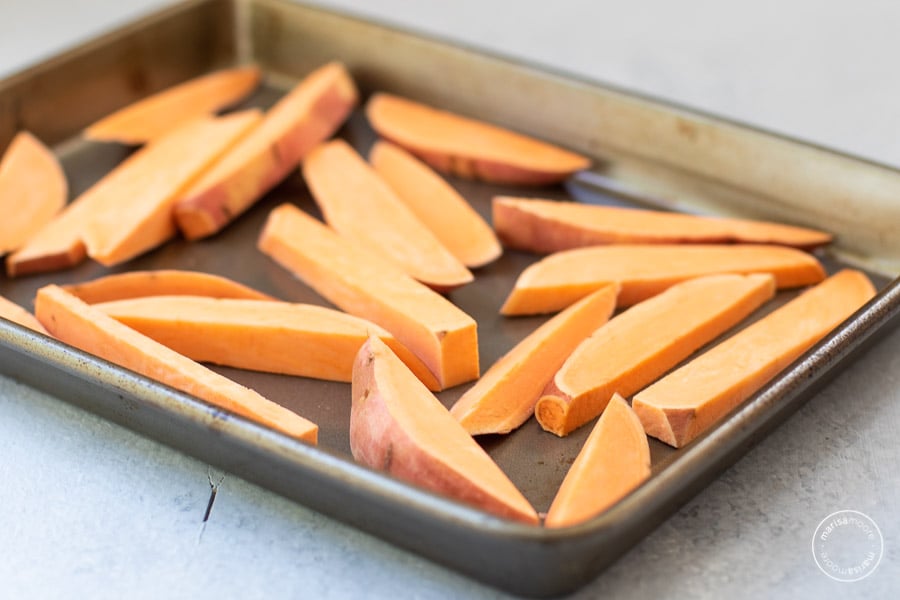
(1, 1, 897, 598)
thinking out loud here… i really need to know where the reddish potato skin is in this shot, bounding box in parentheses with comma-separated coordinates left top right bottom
(351, 362, 469, 496)
(7, 245, 86, 277)
(381, 136, 577, 186)
(492, 197, 833, 254)
(174, 149, 279, 239)
(349, 339, 538, 524)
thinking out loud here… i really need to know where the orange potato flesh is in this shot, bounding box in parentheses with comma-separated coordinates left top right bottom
(7, 111, 260, 276)
(544, 395, 650, 528)
(0, 131, 67, 255)
(0, 295, 46, 333)
(34, 285, 317, 444)
(365, 93, 590, 185)
(350, 336, 538, 524)
(536, 274, 776, 437)
(633, 269, 876, 448)
(370, 140, 501, 268)
(61, 270, 274, 304)
(83, 110, 262, 266)
(450, 284, 618, 436)
(96, 295, 440, 387)
(501, 243, 826, 315)
(83, 65, 262, 144)
(303, 140, 473, 291)
(174, 62, 358, 240)
(493, 196, 833, 253)
(257, 204, 479, 390)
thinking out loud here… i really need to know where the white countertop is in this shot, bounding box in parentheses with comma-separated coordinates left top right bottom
(1, 1, 898, 598)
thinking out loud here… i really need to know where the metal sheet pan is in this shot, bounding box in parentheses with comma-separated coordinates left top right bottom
(1, 1, 899, 596)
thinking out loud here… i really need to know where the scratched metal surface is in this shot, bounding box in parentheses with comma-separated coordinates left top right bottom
(1, 1, 899, 596)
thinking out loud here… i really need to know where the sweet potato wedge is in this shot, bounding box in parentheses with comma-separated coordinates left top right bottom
(450, 284, 618, 436)
(365, 93, 590, 185)
(351, 336, 538, 524)
(303, 140, 473, 291)
(174, 62, 358, 240)
(0, 295, 46, 333)
(633, 269, 876, 448)
(7, 111, 260, 276)
(84, 110, 261, 266)
(0, 131, 67, 256)
(62, 270, 274, 304)
(493, 196, 833, 253)
(369, 140, 502, 268)
(34, 285, 317, 444)
(501, 243, 826, 315)
(83, 65, 262, 144)
(544, 395, 650, 528)
(536, 274, 776, 437)
(258, 204, 479, 390)
(96, 295, 439, 388)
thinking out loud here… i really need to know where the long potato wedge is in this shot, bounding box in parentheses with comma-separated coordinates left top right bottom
(450, 284, 618, 436)
(62, 270, 274, 304)
(35, 285, 318, 444)
(83, 65, 262, 144)
(174, 62, 358, 240)
(83, 110, 262, 266)
(493, 196, 833, 253)
(536, 274, 776, 437)
(258, 204, 479, 390)
(501, 243, 825, 315)
(303, 139, 472, 291)
(633, 269, 876, 448)
(96, 295, 440, 388)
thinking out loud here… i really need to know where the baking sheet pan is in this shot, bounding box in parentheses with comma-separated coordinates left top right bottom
(1, 1, 899, 596)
